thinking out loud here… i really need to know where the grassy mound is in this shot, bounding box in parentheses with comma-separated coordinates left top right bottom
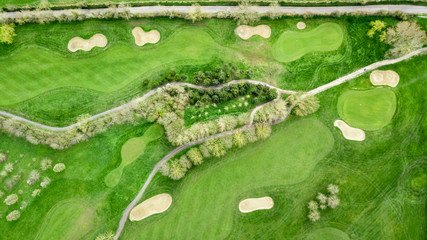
(104, 124, 164, 187)
(122, 119, 334, 239)
(272, 22, 343, 62)
(35, 199, 96, 240)
(337, 88, 396, 131)
(305, 227, 350, 240)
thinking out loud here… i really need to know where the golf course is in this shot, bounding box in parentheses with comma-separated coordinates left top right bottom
(0, 2, 426, 240)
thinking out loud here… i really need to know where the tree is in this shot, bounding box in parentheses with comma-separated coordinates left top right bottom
(308, 200, 318, 211)
(233, 131, 247, 148)
(6, 210, 21, 221)
(32, 189, 41, 197)
(168, 160, 186, 180)
(255, 124, 271, 140)
(40, 158, 52, 171)
(0, 23, 16, 44)
(367, 20, 386, 38)
(159, 162, 170, 176)
(205, 139, 226, 158)
(53, 163, 66, 172)
(27, 170, 40, 185)
(199, 145, 211, 158)
(288, 92, 320, 116)
(244, 128, 258, 143)
(233, 0, 260, 25)
(4, 163, 14, 172)
(186, 4, 205, 23)
(308, 209, 320, 222)
(40, 177, 51, 188)
(96, 231, 115, 240)
(327, 195, 340, 209)
(0, 153, 7, 163)
(316, 192, 328, 205)
(4, 194, 18, 205)
(384, 21, 427, 57)
(178, 155, 192, 170)
(327, 184, 339, 195)
(186, 148, 203, 165)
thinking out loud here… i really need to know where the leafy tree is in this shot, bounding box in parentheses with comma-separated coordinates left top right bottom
(308, 200, 318, 211)
(27, 170, 40, 185)
(255, 124, 271, 140)
(96, 231, 115, 240)
(32, 189, 41, 197)
(186, 4, 205, 23)
(40, 158, 52, 171)
(168, 160, 186, 180)
(327, 184, 339, 195)
(6, 210, 20, 221)
(233, 0, 260, 25)
(308, 209, 320, 222)
(0, 23, 16, 44)
(40, 177, 51, 188)
(233, 131, 247, 148)
(159, 162, 170, 176)
(53, 163, 66, 172)
(367, 20, 386, 38)
(186, 148, 203, 165)
(385, 21, 427, 57)
(327, 195, 340, 208)
(288, 92, 320, 116)
(4, 163, 14, 173)
(316, 192, 328, 205)
(178, 155, 192, 170)
(4, 194, 18, 205)
(205, 139, 226, 158)
(199, 145, 211, 158)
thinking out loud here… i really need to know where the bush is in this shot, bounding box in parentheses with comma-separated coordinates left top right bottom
(0, 153, 7, 163)
(27, 170, 40, 185)
(0, 23, 16, 44)
(40, 158, 52, 171)
(384, 21, 427, 58)
(40, 177, 51, 188)
(96, 231, 115, 240)
(178, 155, 192, 170)
(233, 131, 247, 148)
(255, 124, 271, 140)
(168, 159, 186, 180)
(204, 139, 226, 158)
(53, 163, 66, 172)
(4, 163, 13, 172)
(6, 210, 20, 221)
(288, 92, 320, 116)
(4, 193, 18, 205)
(32, 189, 41, 197)
(186, 148, 203, 165)
(199, 145, 211, 158)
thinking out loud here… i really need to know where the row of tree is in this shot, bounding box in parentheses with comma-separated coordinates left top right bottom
(160, 124, 271, 180)
(193, 64, 252, 86)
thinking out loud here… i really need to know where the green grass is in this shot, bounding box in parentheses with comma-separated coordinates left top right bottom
(35, 198, 97, 240)
(272, 22, 344, 62)
(121, 118, 334, 239)
(337, 88, 396, 131)
(305, 227, 350, 240)
(104, 124, 163, 187)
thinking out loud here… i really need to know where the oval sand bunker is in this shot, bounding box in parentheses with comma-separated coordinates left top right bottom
(129, 193, 172, 221)
(67, 34, 107, 52)
(297, 22, 306, 30)
(235, 25, 271, 40)
(370, 70, 399, 87)
(239, 196, 274, 213)
(132, 27, 160, 46)
(334, 120, 365, 141)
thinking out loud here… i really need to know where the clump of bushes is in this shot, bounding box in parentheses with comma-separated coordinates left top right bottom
(288, 92, 320, 117)
(307, 184, 340, 222)
(383, 21, 426, 58)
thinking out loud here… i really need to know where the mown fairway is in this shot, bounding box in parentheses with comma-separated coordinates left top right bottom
(337, 88, 396, 130)
(122, 119, 334, 239)
(272, 22, 344, 62)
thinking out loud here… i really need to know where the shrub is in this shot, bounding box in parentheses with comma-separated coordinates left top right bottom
(233, 131, 247, 148)
(244, 128, 258, 143)
(384, 21, 427, 57)
(308, 209, 320, 222)
(327, 184, 339, 195)
(178, 155, 192, 170)
(53, 163, 66, 172)
(27, 170, 40, 185)
(4, 193, 18, 205)
(327, 195, 340, 209)
(168, 160, 186, 180)
(40, 177, 51, 188)
(0, 23, 16, 44)
(4, 174, 21, 190)
(31, 189, 41, 197)
(367, 20, 386, 38)
(4, 163, 13, 172)
(186, 4, 205, 23)
(255, 124, 271, 140)
(96, 231, 115, 240)
(186, 148, 203, 166)
(0, 153, 7, 163)
(40, 158, 52, 171)
(288, 92, 320, 116)
(6, 210, 20, 221)
(199, 145, 211, 158)
(159, 163, 170, 177)
(204, 139, 226, 158)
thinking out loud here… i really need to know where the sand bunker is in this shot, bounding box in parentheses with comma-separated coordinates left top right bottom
(370, 70, 399, 87)
(334, 120, 365, 141)
(129, 193, 172, 221)
(235, 25, 271, 40)
(67, 34, 107, 52)
(297, 22, 307, 30)
(239, 196, 274, 213)
(132, 27, 160, 46)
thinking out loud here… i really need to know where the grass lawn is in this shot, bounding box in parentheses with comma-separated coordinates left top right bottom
(104, 124, 163, 187)
(305, 227, 350, 240)
(272, 22, 344, 62)
(337, 88, 396, 131)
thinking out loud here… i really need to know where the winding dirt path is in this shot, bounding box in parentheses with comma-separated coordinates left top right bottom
(113, 48, 427, 239)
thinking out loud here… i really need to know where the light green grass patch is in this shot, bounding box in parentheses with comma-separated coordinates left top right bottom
(305, 227, 350, 240)
(337, 88, 396, 131)
(104, 124, 164, 187)
(35, 199, 96, 240)
(122, 119, 334, 239)
(272, 22, 343, 62)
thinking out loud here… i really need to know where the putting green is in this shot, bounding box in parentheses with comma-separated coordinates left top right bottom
(104, 124, 164, 187)
(272, 23, 344, 62)
(122, 119, 334, 239)
(337, 88, 396, 131)
(0, 29, 219, 105)
(35, 199, 96, 240)
(305, 227, 350, 240)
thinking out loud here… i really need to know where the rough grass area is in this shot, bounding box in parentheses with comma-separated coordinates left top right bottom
(337, 88, 396, 131)
(305, 227, 350, 240)
(272, 22, 344, 62)
(104, 124, 164, 187)
(121, 119, 334, 239)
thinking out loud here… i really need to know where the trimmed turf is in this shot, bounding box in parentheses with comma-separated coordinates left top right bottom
(272, 22, 344, 62)
(121, 118, 334, 239)
(337, 88, 396, 131)
(305, 227, 350, 240)
(104, 124, 164, 187)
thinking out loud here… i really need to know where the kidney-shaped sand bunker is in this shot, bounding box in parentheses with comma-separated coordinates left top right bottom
(129, 193, 172, 221)
(132, 27, 160, 46)
(239, 196, 274, 213)
(235, 25, 271, 40)
(67, 33, 107, 52)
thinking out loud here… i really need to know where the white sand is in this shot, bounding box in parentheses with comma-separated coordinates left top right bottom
(235, 25, 271, 40)
(370, 70, 399, 87)
(334, 120, 365, 141)
(239, 196, 274, 213)
(129, 193, 172, 221)
(132, 27, 160, 46)
(297, 22, 306, 30)
(67, 33, 107, 52)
